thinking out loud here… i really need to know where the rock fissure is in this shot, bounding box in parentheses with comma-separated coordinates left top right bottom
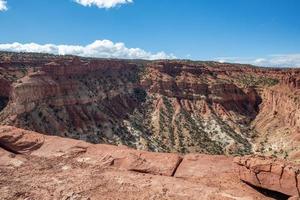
(171, 156, 183, 177)
(279, 165, 286, 187)
(295, 171, 300, 197)
(255, 172, 262, 185)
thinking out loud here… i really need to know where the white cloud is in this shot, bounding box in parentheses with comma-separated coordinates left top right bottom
(0, 0, 7, 11)
(0, 40, 176, 60)
(216, 54, 300, 68)
(74, 0, 133, 9)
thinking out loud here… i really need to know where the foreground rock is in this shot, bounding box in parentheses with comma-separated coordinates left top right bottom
(175, 154, 235, 178)
(0, 126, 181, 176)
(235, 155, 300, 197)
(0, 126, 276, 200)
(0, 126, 45, 154)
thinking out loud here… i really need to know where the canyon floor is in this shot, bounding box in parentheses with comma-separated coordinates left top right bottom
(0, 52, 299, 199)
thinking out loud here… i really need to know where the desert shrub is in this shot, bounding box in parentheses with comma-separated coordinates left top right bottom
(133, 88, 147, 102)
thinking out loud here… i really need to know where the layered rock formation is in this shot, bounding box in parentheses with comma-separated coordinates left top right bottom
(0, 126, 288, 199)
(0, 52, 299, 159)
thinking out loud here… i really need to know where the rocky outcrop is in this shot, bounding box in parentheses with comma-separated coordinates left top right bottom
(0, 126, 44, 154)
(235, 155, 300, 197)
(0, 126, 276, 199)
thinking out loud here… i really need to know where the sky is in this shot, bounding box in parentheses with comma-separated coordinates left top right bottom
(0, 0, 300, 67)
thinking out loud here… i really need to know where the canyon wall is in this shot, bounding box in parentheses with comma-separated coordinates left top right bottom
(253, 75, 300, 160)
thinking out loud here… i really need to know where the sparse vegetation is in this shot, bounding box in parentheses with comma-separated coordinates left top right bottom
(236, 75, 279, 87)
(0, 96, 8, 112)
(133, 88, 147, 102)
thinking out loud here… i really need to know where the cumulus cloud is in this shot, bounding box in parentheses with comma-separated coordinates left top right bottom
(74, 0, 133, 9)
(0, 40, 176, 60)
(216, 54, 300, 68)
(0, 0, 7, 11)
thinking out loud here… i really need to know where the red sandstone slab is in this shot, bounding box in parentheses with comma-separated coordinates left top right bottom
(85, 144, 183, 176)
(174, 154, 235, 178)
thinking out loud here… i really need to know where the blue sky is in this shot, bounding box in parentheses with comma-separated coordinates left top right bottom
(0, 0, 300, 67)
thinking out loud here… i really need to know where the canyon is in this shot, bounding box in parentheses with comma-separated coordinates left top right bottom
(0, 51, 299, 158)
(0, 51, 300, 199)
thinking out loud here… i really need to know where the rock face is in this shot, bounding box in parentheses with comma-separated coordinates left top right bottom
(0, 126, 278, 199)
(0, 51, 299, 158)
(235, 155, 300, 197)
(253, 79, 300, 160)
